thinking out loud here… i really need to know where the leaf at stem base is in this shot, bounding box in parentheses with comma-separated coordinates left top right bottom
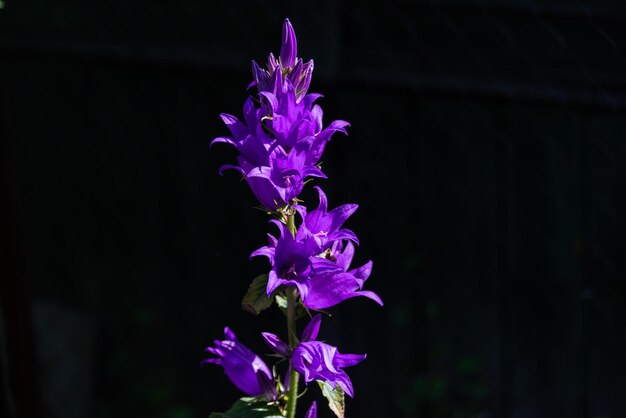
(317, 381, 345, 418)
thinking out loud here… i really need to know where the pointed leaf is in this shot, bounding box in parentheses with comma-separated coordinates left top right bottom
(317, 380, 345, 418)
(242, 274, 273, 315)
(209, 397, 283, 418)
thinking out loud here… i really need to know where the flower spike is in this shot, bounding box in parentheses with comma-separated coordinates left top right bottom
(207, 16, 381, 418)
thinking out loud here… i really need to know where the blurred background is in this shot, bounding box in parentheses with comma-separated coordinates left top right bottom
(1, 1, 626, 417)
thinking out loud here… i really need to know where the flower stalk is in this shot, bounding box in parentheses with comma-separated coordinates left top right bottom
(204, 18, 382, 418)
(285, 288, 299, 418)
(285, 213, 299, 418)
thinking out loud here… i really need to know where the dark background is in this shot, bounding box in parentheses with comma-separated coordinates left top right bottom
(1, 1, 626, 417)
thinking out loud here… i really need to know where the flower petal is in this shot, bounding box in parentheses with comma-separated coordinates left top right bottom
(261, 332, 290, 357)
(280, 18, 297, 69)
(301, 314, 322, 342)
(304, 402, 317, 418)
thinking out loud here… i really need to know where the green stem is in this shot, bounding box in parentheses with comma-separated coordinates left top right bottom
(286, 365, 299, 418)
(286, 287, 298, 346)
(285, 213, 299, 418)
(286, 212, 296, 237)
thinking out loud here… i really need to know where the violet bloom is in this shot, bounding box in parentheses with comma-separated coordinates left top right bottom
(252, 19, 314, 102)
(245, 141, 326, 210)
(305, 240, 383, 310)
(251, 220, 337, 299)
(296, 186, 359, 253)
(259, 74, 350, 162)
(202, 327, 276, 399)
(262, 315, 366, 397)
(252, 217, 381, 309)
(210, 96, 273, 174)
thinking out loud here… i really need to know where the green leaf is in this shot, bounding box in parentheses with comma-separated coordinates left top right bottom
(275, 294, 307, 319)
(242, 274, 273, 315)
(317, 381, 345, 418)
(209, 397, 284, 418)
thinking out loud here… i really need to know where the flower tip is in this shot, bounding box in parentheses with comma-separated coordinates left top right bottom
(305, 401, 317, 418)
(301, 313, 322, 342)
(223, 326, 237, 340)
(262, 332, 290, 356)
(282, 18, 294, 36)
(280, 18, 297, 69)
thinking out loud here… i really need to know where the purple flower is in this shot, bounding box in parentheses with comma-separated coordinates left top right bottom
(305, 240, 383, 310)
(252, 19, 314, 102)
(245, 142, 326, 210)
(210, 97, 273, 173)
(202, 327, 276, 399)
(251, 211, 380, 309)
(251, 221, 337, 299)
(259, 77, 320, 151)
(280, 17, 297, 69)
(259, 76, 350, 162)
(262, 315, 365, 397)
(292, 341, 365, 397)
(304, 402, 317, 418)
(296, 186, 359, 252)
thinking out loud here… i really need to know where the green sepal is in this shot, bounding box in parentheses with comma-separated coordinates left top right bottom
(209, 397, 284, 418)
(317, 381, 345, 418)
(275, 293, 306, 320)
(242, 274, 273, 315)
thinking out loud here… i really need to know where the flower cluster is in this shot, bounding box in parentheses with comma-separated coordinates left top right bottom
(206, 19, 381, 418)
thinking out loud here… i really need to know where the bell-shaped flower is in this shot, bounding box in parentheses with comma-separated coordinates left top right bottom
(279, 17, 297, 69)
(300, 118, 350, 166)
(202, 327, 276, 399)
(296, 186, 359, 253)
(259, 76, 349, 161)
(245, 141, 326, 210)
(259, 75, 320, 150)
(262, 315, 365, 397)
(252, 19, 314, 102)
(251, 221, 336, 299)
(210, 96, 273, 173)
(292, 340, 365, 397)
(305, 241, 383, 310)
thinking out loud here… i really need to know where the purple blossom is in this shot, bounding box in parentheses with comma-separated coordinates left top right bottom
(259, 75, 350, 162)
(251, 203, 381, 309)
(259, 76, 321, 151)
(207, 17, 380, 416)
(279, 18, 297, 69)
(292, 341, 365, 397)
(245, 142, 326, 210)
(252, 19, 314, 102)
(262, 315, 365, 397)
(251, 220, 337, 299)
(296, 186, 359, 253)
(210, 97, 272, 174)
(202, 327, 276, 399)
(305, 240, 383, 310)
(212, 20, 350, 211)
